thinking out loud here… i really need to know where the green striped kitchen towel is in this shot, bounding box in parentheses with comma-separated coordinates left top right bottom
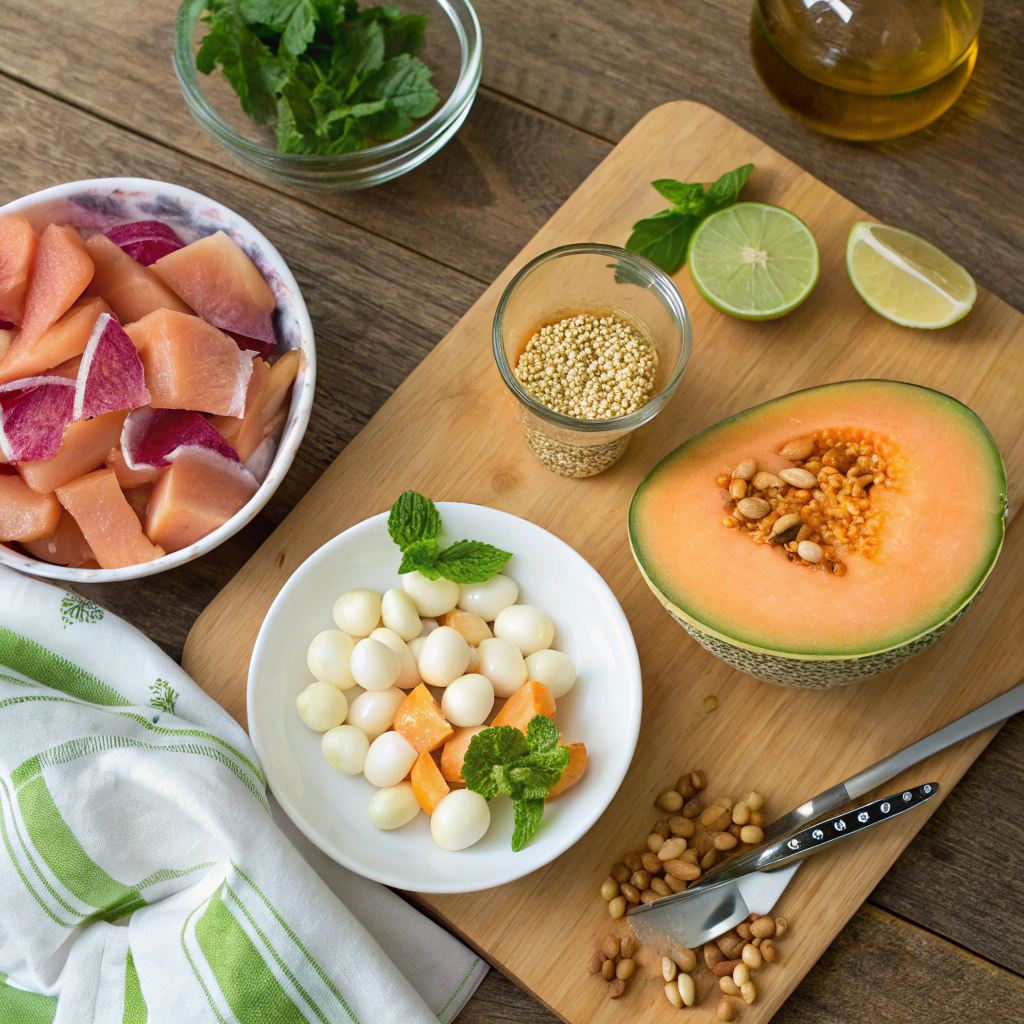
(0, 565, 486, 1023)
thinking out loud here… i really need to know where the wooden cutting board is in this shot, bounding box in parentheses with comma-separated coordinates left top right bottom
(183, 101, 1024, 1022)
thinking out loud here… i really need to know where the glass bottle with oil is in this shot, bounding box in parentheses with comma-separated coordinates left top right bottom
(750, 0, 983, 141)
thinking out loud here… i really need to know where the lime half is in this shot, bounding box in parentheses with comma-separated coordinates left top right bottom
(687, 203, 820, 320)
(847, 222, 976, 329)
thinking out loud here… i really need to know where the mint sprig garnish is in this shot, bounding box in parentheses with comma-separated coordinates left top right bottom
(626, 164, 754, 274)
(462, 715, 570, 851)
(388, 490, 512, 584)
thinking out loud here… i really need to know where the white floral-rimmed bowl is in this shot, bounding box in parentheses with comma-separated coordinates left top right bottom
(0, 177, 315, 582)
(247, 503, 643, 893)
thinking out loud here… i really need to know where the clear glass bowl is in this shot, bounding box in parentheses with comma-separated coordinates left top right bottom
(494, 244, 692, 478)
(174, 0, 482, 190)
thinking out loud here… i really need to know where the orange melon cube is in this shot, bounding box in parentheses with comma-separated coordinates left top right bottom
(55, 468, 164, 569)
(440, 725, 486, 784)
(410, 751, 451, 814)
(18, 410, 128, 495)
(393, 683, 454, 754)
(18, 224, 94, 349)
(123, 483, 153, 526)
(126, 309, 252, 418)
(21, 507, 97, 567)
(104, 446, 163, 488)
(546, 743, 588, 799)
(145, 448, 257, 553)
(0, 472, 60, 541)
(83, 233, 191, 325)
(0, 214, 39, 325)
(490, 680, 556, 734)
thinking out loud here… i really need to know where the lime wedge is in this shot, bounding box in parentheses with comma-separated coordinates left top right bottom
(846, 222, 976, 329)
(687, 203, 819, 320)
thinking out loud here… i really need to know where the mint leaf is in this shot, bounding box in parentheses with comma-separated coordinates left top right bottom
(704, 163, 754, 211)
(275, 80, 320, 153)
(397, 538, 441, 578)
(650, 179, 706, 212)
(241, 0, 318, 56)
(388, 490, 442, 550)
(507, 764, 563, 800)
(435, 540, 512, 584)
(463, 726, 530, 800)
(355, 53, 439, 119)
(511, 798, 545, 852)
(526, 713, 560, 756)
(328, 19, 386, 95)
(625, 209, 699, 276)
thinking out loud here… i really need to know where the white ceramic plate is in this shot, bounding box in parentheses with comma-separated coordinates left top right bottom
(248, 503, 642, 893)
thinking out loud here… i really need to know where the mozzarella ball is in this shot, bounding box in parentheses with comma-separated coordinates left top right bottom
(419, 617, 439, 636)
(332, 589, 382, 637)
(306, 630, 356, 690)
(493, 605, 554, 657)
(441, 674, 495, 727)
(407, 636, 427, 662)
(296, 682, 348, 732)
(363, 731, 418, 788)
(403, 571, 459, 617)
(458, 574, 519, 621)
(369, 782, 420, 830)
(477, 637, 528, 698)
(431, 790, 491, 851)
(350, 637, 401, 691)
(321, 724, 370, 774)
(524, 649, 577, 699)
(417, 626, 470, 687)
(380, 588, 422, 641)
(347, 688, 405, 740)
(370, 627, 421, 689)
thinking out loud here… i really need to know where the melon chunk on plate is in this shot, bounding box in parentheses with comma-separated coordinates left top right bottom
(0, 214, 39, 325)
(18, 224, 95, 350)
(73, 313, 150, 421)
(0, 376, 76, 463)
(123, 483, 153, 526)
(121, 406, 240, 470)
(126, 309, 252, 417)
(104, 446, 163, 488)
(0, 472, 60, 542)
(20, 507, 97, 567)
(56, 468, 164, 569)
(18, 409, 128, 494)
(151, 231, 276, 346)
(145, 447, 257, 553)
(105, 221, 184, 267)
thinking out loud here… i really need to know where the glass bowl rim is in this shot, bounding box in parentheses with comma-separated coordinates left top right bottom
(492, 243, 693, 434)
(173, 0, 483, 168)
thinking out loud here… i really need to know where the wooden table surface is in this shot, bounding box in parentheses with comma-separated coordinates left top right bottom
(1, 2, 1021, 1020)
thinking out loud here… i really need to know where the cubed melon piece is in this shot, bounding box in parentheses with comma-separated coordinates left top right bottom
(123, 482, 153, 525)
(21, 507, 97, 567)
(104, 446, 163, 488)
(0, 473, 60, 541)
(440, 725, 485, 784)
(84, 233, 191, 325)
(145, 447, 257, 553)
(18, 225, 94, 349)
(490, 680, 556, 733)
(126, 309, 252, 417)
(0, 214, 39, 325)
(151, 231, 276, 345)
(0, 297, 111, 386)
(546, 743, 588, 799)
(410, 751, 450, 814)
(18, 409, 128, 494)
(56, 468, 164, 569)
(393, 683, 454, 754)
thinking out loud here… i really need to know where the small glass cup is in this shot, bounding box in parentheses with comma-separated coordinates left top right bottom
(493, 244, 692, 477)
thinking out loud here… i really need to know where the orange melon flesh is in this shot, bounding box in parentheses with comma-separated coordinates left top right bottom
(0, 214, 39, 325)
(84, 233, 191, 325)
(440, 725, 485, 784)
(629, 381, 1007, 657)
(18, 225, 94, 349)
(490, 680, 556, 733)
(21, 507, 97, 567)
(123, 483, 153, 526)
(105, 446, 163, 488)
(393, 683, 454, 754)
(0, 473, 60, 541)
(411, 751, 450, 814)
(145, 448, 257, 553)
(18, 410, 128, 495)
(0, 297, 111, 386)
(55, 468, 165, 568)
(547, 742, 588, 799)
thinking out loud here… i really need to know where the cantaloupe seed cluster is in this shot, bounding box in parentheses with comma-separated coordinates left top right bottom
(716, 430, 898, 574)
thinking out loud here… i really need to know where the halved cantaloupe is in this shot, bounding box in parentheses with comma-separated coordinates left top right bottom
(145, 448, 257, 553)
(0, 473, 60, 541)
(0, 214, 39, 325)
(55, 468, 164, 569)
(126, 309, 252, 417)
(393, 683, 454, 754)
(410, 751, 450, 814)
(18, 410, 128, 495)
(490, 680, 557, 733)
(17, 224, 94, 349)
(440, 725, 485, 784)
(21, 507, 97, 567)
(629, 380, 1007, 687)
(84, 233, 191, 325)
(104, 446, 163, 488)
(547, 743, 588, 799)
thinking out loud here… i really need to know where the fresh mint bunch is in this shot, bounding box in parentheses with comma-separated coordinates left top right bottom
(625, 164, 754, 274)
(462, 716, 571, 851)
(196, 0, 440, 156)
(387, 490, 512, 584)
